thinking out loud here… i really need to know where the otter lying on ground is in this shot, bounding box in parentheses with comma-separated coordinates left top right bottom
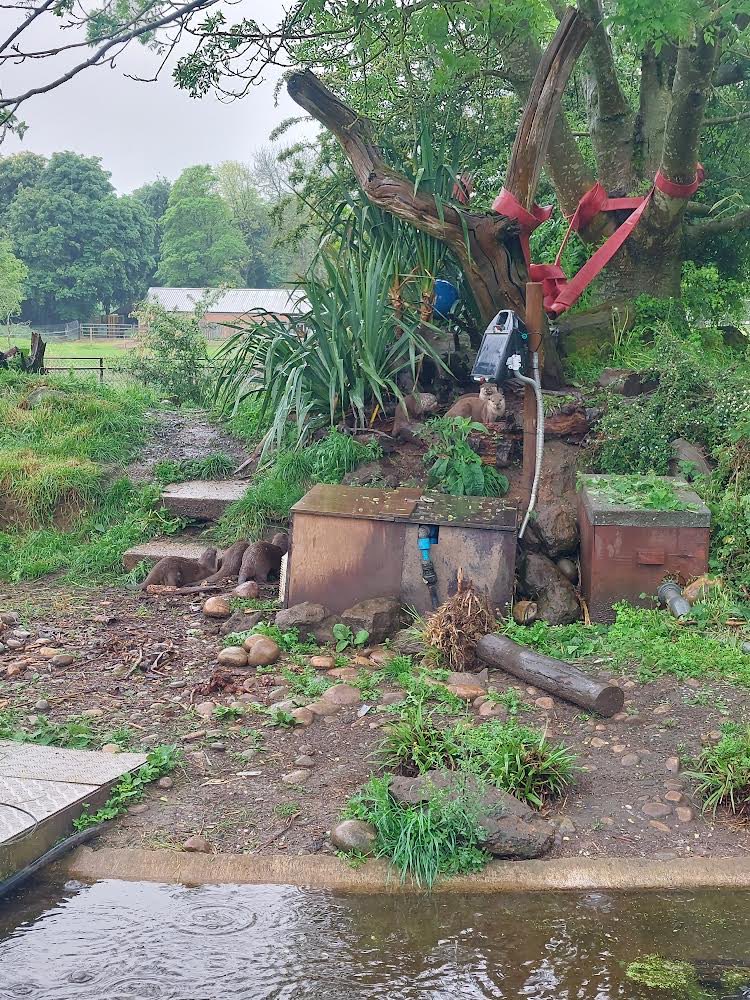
(140, 547, 219, 590)
(237, 532, 289, 585)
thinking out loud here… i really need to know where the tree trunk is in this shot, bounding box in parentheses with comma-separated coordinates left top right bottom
(592, 240, 683, 305)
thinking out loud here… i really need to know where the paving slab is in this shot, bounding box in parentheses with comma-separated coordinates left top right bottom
(161, 480, 248, 521)
(0, 741, 146, 881)
(122, 536, 219, 571)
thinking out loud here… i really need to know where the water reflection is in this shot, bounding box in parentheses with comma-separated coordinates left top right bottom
(0, 880, 748, 999)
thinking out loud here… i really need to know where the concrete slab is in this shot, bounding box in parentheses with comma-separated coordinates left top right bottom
(0, 742, 146, 881)
(161, 480, 248, 521)
(122, 536, 219, 571)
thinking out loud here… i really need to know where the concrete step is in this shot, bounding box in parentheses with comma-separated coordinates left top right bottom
(161, 479, 248, 521)
(123, 536, 219, 572)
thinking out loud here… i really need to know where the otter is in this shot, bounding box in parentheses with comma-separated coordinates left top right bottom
(200, 539, 251, 586)
(392, 392, 438, 440)
(140, 547, 219, 590)
(445, 383, 505, 427)
(237, 532, 289, 585)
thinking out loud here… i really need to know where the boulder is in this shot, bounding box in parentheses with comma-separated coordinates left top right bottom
(388, 771, 554, 860)
(339, 597, 402, 644)
(597, 368, 659, 396)
(219, 610, 264, 637)
(391, 629, 423, 655)
(322, 683, 360, 707)
(275, 602, 329, 630)
(668, 438, 712, 479)
(518, 551, 581, 625)
(343, 461, 400, 488)
(330, 819, 377, 855)
(524, 500, 579, 559)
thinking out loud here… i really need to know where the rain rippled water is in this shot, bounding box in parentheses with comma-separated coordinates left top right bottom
(0, 879, 749, 999)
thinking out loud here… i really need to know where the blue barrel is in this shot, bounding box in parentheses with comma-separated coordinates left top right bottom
(433, 279, 459, 317)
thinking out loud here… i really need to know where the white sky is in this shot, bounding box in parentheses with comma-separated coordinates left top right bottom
(1, 0, 314, 193)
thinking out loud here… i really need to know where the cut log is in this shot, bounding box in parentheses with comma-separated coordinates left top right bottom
(476, 634, 624, 717)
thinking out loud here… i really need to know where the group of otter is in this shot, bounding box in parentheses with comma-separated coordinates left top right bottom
(141, 532, 288, 593)
(392, 383, 505, 440)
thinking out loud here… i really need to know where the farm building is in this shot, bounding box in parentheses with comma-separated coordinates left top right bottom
(146, 287, 308, 338)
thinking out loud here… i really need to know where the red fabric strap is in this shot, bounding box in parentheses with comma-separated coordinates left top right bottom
(492, 165, 703, 314)
(654, 164, 705, 199)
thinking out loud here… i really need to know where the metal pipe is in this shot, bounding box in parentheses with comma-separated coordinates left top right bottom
(657, 581, 692, 620)
(514, 352, 544, 538)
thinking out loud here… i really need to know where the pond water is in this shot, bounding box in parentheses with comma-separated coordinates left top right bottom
(0, 879, 748, 999)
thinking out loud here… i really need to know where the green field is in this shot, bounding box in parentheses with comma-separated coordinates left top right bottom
(1, 334, 225, 367)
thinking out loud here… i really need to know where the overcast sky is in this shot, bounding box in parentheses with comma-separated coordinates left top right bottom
(2, 0, 314, 193)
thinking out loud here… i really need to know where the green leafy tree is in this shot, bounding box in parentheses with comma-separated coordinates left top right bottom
(0, 152, 46, 214)
(156, 165, 249, 286)
(0, 238, 27, 322)
(215, 160, 273, 286)
(132, 177, 172, 225)
(4, 152, 155, 322)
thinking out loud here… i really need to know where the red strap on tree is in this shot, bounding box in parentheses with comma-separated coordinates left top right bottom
(492, 166, 703, 314)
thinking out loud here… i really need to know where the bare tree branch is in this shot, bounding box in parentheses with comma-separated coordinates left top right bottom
(685, 206, 750, 240)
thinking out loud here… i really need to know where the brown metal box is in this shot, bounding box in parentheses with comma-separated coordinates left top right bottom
(285, 485, 517, 616)
(578, 476, 711, 623)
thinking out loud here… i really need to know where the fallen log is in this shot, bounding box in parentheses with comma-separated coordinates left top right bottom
(476, 634, 624, 717)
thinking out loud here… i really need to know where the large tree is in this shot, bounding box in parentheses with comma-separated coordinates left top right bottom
(156, 165, 249, 286)
(3, 152, 156, 322)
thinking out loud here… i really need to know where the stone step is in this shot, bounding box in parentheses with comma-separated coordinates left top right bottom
(161, 479, 248, 521)
(123, 536, 219, 572)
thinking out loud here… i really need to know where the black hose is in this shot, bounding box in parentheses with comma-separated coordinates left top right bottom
(0, 823, 105, 900)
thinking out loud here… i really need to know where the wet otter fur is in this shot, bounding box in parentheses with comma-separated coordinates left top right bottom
(201, 539, 250, 586)
(392, 392, 438, 441)
(140, 547, 219, 590)
(237, 532, 289, 585)
(445, 383, 505, 427)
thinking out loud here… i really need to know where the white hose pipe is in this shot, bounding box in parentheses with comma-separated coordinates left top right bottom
(514, 353, 544, 539)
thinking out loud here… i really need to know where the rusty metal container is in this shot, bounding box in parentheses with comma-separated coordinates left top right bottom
(285, 484, 517, 616)
(578, 476, 710, 623)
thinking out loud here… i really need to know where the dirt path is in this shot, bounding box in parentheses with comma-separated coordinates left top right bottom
(126, 409, 248, 482)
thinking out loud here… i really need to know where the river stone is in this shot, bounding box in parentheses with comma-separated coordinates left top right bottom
(246, 637, 280, 666)
(322, 684, 360, 706)
(524, 500, 579, 559)
(327, 667, 358, 681)
(0, 612, 20, 626)
(218, 646, 248, 667)
(307, 699, 341, 718)
(477, 701, 508, 720)
(668, 438, 712, 479)
(391, 629, 423, 655)
(275, 602, 329, 631)
(309, 655, 336, 670)
(642, 801, 673, 818)
(294, 754, 315, 768)
(242, 633, 265, 651)
(389, 771, 554, 859)
(282, 769, 311, 785)
(51, 653, 75, 667)
(183, 835, 211, 853)
(203, 595, 232, 619)
(291, 707, 315, 727)
(339, 597, 402, 644)
(233, 581, 260, 599)
(330, 819, 377, 855)
(446, 680, 486, 701)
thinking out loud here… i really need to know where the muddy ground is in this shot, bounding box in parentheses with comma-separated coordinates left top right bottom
(2, 580, 749, 862)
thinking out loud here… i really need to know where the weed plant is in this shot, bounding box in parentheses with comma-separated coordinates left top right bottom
(345, 773, 489, 886)
(686, 724, 750, 815)
(579, 473, 696, 512)
(153, 453, 234, 484)
(420, 416, 509, 497)
(281, 665, 332, 700)
(73, 745, 181, 830)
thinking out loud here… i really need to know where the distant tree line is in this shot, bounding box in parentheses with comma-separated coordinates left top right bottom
(0, 149, 316, 324)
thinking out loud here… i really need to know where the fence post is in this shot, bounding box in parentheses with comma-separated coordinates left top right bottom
(99, 356, 104, 384)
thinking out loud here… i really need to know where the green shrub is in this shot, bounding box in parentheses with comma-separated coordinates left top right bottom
(214, 429, 381, 542)
(686, 724, 750, 815)
(420, 416, 508, 497)
(344, 773, 489, 886)
(125, 300, 212, 405)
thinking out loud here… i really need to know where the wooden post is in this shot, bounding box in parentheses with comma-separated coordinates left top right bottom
(522, 282, 544, 504)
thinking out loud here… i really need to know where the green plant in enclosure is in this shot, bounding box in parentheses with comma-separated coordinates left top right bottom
(686, 724, 750, 816)
(625, 956, 703, 997)
(344, 773, 489, 887)
(73, 745, 181, 830)
(153, 454, 234, 484)
(420, 416, 508, 497)
(332, 623, 369, 652)
(579, 473, 696, 512)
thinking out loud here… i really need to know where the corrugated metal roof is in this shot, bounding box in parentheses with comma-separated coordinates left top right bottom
(147, 287, 308, 315)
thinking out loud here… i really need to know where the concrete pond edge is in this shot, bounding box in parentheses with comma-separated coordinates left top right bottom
(57, 847, 750, 893)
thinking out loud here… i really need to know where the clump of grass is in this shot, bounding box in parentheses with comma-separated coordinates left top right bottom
(625, 956, 701, 996)
(484, 687, 531, 716)
(281, 665, 332, 700)
(0, 479, 184, 583)
(502, 601, 750, 688)
(214, 429, 381, 542)
(251, 622, 320, 654)
(376, 707, 576, 808)
(685, 723, 750, 815)
(344, 773, 489, 887)
(0, 710, 96, 749)
(153, 453, 235, 484)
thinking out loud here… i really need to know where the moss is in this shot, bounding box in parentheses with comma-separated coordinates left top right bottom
(722, 968, 750, 989)
(626, 956, 701, 995)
